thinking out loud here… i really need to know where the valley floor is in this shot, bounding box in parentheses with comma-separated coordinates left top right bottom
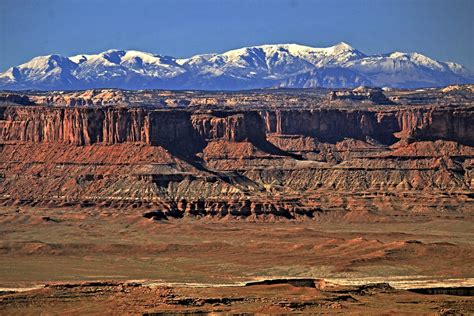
(0, 206, 473, 314)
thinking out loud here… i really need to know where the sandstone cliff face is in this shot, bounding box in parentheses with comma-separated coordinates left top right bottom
(191, 111, 265, 142)
(0, 107, 149, 145)
(260, 108, 473, 146)
(0, 108, 267, 147)
(247, 107, 472, 146)
(261, 110, 397, 144)
(398, 109, 473, 145)
(1, 106, 473, 147)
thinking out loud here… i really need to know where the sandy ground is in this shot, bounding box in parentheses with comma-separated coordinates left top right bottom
(0, 205, 473, 313)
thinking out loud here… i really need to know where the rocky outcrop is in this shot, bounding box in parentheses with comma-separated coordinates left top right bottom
(329, 87, 394, 105)
(30, 89, 128, 107)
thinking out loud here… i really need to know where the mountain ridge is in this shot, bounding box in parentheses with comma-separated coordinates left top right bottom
(1, 42, 472, 90)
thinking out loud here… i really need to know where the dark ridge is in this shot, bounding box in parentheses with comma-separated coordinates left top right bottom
(44, 281, 141, 289)
(408, 287, 474, 296)
(143, 311, 216, 316)
(245, 278, 316, 288)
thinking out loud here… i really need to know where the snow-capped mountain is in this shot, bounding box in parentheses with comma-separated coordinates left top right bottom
(0, 42, 472, 90)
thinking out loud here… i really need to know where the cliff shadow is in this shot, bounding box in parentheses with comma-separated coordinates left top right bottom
(250, 136, 304, 160)
(246, 111, 304, 160)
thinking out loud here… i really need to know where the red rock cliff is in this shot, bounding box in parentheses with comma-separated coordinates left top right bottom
(0, 106, 473, 147)
(260, 107, 473, 146)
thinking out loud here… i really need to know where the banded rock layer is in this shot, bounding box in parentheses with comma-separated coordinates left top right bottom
(0, 101, 473, 219)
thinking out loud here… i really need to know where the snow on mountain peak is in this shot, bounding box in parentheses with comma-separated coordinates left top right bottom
(388, 51, 408, 59)
(15, 54, 77, 79)
(19, 54, 67, 69)
(330, 41, 355, 51)
(0, 67, 19, 81)
(383, 51, 445, 71)
(0, 43, 472, 90)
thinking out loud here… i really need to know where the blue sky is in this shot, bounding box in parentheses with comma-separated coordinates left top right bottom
(0, 0, 472, 71)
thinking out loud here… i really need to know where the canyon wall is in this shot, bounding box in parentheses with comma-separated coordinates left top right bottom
(1, 104, 473, 216)
(260, 108, 474, 145)
(1, 106, 473, 147)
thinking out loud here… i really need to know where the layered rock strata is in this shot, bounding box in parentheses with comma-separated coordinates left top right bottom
(0, 95, 473, 219)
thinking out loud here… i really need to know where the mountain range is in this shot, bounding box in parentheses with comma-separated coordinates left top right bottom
(0, 42, 472, 90)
